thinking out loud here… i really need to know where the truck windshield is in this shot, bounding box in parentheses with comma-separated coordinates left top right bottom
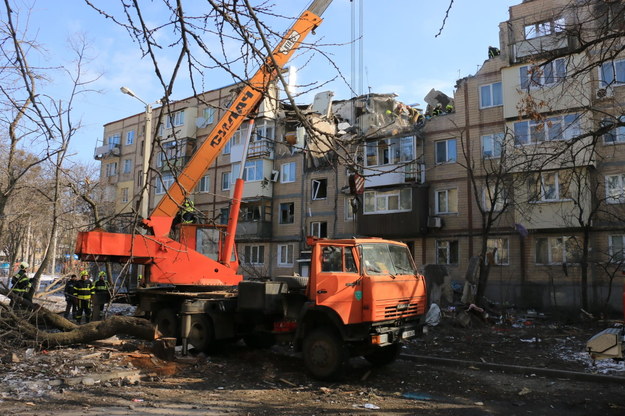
(360, 243, 417, 276)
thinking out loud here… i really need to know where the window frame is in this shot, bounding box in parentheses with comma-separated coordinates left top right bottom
(605, 173, 625, 204)
(514, 114, 580, 145)
(310, 221, 328, 238)
(364, 136, 415, 167)
(107, 134, 120, 150)
(520, 58, 566, 89)
(363, 188, 412, 214)
(487, 238, 509, 265)
(312, 178, 328, 200)
(435, 188, 458, 214)
(106, 162, 118, 177)
(277, 244, 294, 266)
(600, 59, 625, 88)
(436, 240, 459, 265)
(530, 171, 571, 202)
(435, 138, 457, 164)
(221, 171, 231, 191)
(279, 202, 295, 224)
(243, 245, 265, 265)
(535, 236, 578, 265)
(524, 18, 565, 39)
(123, 159, 132, 174)
(281, 162, 296, 183)
(155, 173, 174, 195)
(198, 175, 210, 193)
(482, 132, 504, 158)
(126, 130, 135, 146)
(203, 106, 216, 125)
(166, 110, 185, 128)
(121, 187, 129, 203)
(479, 82, 503, 108)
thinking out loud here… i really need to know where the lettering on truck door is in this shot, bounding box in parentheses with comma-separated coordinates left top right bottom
(314, 244, 362, 324)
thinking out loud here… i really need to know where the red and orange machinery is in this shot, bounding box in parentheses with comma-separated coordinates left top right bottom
(75, 0, 427, 380)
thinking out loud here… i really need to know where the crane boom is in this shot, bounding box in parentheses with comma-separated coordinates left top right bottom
(151, 2, 327, 220)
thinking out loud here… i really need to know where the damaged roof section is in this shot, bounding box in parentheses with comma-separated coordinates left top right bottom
(279, 89, 453, 167)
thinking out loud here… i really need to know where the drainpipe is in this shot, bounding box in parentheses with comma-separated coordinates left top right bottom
(463, 81, 474, 256)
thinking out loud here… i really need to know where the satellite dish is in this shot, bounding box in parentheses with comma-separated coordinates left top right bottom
(195, 117, 206, 128)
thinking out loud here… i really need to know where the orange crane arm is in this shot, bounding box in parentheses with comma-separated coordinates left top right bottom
(151, 1, 330, 219)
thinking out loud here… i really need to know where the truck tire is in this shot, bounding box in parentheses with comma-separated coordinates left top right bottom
(153, 308, 178, 339)
(302, 328, 348, 380)
(188, 315, 215, 353)
(364, 343, 400, 366)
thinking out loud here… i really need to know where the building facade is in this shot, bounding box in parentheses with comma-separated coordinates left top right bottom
(96, 0, 625, 313)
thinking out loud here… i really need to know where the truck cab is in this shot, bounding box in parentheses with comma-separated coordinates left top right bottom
(237, 236, 427, 380)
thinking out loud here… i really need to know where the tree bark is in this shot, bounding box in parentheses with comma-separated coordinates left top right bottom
(1, 288, 156, 347)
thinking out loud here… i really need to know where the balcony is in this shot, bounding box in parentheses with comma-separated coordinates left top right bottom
(94, 144, 120, 160)
(236, 220, 272, 240)
(248, 139, 274, 159)
(158, 156, 191, 172)
(514, 33, 569, 61)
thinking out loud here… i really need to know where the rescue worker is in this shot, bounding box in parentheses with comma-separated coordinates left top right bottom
(181, 199, 196, 224)
(73, 270, 94, 324)
(10, 262, 31, 306)
(92, 271, 111, 320)
(63, 274, 79, 319)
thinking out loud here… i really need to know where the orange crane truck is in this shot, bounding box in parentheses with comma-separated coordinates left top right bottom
(75, 0, 427, 380)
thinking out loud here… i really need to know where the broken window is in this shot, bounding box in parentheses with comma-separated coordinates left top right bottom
(107, 134, 120, 149)
(312, 178, 327, 200)
(106, 162, 118, 177)
(487, 238, 509, 265)
(311, 221, 327, 238)
(535, 236, 578, 264)
(436, 240, 458, 265)
(524, 17, 565, 39)
(281, 162, 296, 183)
(155, 173, 174, 195)
(606, 174, 625, 204)
(365, 137, 414, 167)
(321, 246, 342, 272)
(514, 114, 579, 145)
(279, 202, 294, 224)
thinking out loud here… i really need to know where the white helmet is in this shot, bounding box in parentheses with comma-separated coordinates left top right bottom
(19, 261, 29, 269)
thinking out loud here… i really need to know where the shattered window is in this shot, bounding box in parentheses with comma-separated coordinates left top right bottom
(365, 137, 415, 166)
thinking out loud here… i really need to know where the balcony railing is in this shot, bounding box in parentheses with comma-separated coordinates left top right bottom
(94, 144, 120, 160)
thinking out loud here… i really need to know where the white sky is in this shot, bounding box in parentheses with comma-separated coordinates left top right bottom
(17, 0, 520, 165)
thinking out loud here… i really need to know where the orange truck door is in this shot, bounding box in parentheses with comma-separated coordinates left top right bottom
(314, 244, 363, 325)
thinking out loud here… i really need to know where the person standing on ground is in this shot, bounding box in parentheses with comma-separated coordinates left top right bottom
(10, 262, 31, 306)
(63, 274, 79, 319)
(73, 270, 94, 324)
(93, 271, 111, 320)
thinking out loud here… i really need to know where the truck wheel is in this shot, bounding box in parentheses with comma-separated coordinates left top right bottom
(153, 308, 178, 338)
(364, 343, 400, 366)
(188, 315, 215, 353)
(303, 328, 347, 380)
(243, 333, 276, 349)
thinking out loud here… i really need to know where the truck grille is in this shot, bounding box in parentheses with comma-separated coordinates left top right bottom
(376, 299, 420, 320)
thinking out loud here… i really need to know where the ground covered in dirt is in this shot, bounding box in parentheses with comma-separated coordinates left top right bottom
(0, 306, 624, 415)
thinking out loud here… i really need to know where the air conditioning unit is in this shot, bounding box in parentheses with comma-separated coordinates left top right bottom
(427, 216, 443, 228)
(596, 87, 613, 99)
(270, 170, 280, 182)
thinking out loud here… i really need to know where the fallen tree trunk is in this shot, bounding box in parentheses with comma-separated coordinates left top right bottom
(0, 288, 156, 347)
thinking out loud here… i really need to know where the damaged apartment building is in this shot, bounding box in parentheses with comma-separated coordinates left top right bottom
(95, 0, 625, 312)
